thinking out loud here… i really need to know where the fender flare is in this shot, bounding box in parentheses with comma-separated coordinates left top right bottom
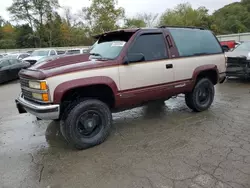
(53, 76, 119, 104)
(192, 64, 219, 83)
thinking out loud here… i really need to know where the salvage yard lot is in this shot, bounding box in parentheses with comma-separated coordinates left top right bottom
(0, 79, 250, 188)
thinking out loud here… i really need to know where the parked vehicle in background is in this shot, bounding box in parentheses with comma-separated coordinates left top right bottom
(35, 55, 66, 65)
(226, 41, 250, 79)
(4, 53, 30, 60)
(0, 59, 30, 84)
(65, 48, 89, 55)
(0, 53, 11, 58)
(220, 40, 238, 52)
(15, 26, 226, 150)
(26, 50, 33, 54)
(57, 50, 66, 55)
(23, 49, 57, 65)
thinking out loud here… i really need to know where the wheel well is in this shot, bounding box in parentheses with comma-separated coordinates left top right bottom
(60, 84, 115, 114)
(196, 70, 218, 85)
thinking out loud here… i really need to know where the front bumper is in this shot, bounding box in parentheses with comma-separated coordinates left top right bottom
(226, 57, 250, 79)
(15, 94, 60, 120)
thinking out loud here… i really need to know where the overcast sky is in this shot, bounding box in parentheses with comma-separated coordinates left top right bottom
(0, 0, 239, 20)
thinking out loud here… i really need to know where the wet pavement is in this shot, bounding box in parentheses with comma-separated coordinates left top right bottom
(0, 79, 250, 188)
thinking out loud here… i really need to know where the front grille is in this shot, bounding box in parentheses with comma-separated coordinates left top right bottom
(20, 78, 29, 88)
(21, 88, 33, 100)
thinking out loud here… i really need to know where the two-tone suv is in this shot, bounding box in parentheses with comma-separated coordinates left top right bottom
(16, 26, 226, 150)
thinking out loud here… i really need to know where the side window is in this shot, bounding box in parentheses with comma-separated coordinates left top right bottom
(50, 50, 56, 56)
(168, 28, 223, 57)
(128, 33, 168, 61)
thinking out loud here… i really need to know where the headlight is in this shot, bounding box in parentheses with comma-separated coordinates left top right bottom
(32, 93, 49, 101)
(29, 81, 47, 90)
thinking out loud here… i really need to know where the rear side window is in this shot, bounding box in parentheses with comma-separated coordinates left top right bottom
(128, 33, 168, 61)
(168, 28, 223, 57)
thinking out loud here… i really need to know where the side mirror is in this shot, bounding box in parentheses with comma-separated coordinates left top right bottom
(221, 45, 229, 52)
(123, 53, 145, 64)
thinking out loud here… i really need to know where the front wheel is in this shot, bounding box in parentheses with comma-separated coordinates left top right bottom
(61, 99, 112, 150)
(185, 78, 215, 112)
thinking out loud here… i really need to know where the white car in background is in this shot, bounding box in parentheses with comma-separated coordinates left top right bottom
(4, 53, 30, 60)
(23, 49, 57, 65)
(65, 48, 89, 55)
(0, 53, 11, 58)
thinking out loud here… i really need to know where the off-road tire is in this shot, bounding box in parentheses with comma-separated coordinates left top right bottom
(61, 99, 112, 150)
(185, 78, 215, 112)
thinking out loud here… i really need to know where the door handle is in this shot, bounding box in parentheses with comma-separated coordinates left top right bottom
(166, 64, 173, 69)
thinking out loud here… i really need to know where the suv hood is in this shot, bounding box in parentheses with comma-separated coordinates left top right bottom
(19, 53, 117, 80)
(23, 56, 45, 61)
(31, 53, 91, 70)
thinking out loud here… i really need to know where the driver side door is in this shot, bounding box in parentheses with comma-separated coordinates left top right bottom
(118, 32, 174, 105)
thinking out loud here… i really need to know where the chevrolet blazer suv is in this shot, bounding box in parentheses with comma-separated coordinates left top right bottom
(15, 26, 226, 149)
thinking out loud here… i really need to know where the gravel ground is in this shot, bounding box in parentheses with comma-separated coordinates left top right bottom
(0, 79, 250, 188)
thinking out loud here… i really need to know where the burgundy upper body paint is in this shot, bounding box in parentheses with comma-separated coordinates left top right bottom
(19, 53, 118, 80)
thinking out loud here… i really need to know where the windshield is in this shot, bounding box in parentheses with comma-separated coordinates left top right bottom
(90, 32, 133, 60)
(31, 50, 49, 57)
(233, 42, 250, 52)
(90, 41, 126, 59)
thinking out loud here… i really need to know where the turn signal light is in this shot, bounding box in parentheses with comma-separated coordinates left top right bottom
(40, 82, 47, 90)
(42, 93, 49, 101)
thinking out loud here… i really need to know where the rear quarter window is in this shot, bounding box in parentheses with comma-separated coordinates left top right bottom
(168, 28, 223, 57)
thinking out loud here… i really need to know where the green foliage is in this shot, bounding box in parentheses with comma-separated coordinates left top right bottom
(80, 0, 125, 35)
(124, 18, 146, 28)
(15, 24, 34, 48)
(1, 0, 250, 49)
(213, 2, 250, 34)
(159, 3, 212, 28)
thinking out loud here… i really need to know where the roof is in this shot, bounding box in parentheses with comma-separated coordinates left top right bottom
(9, 52, 29, 55)
(93, 28, 140, 38)
(34, 49, 56, 51)
(93, 26, 206, 38)
(158, 25, 206, 30)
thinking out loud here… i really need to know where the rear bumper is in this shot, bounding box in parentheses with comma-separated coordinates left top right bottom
(15, 94, 60, 120)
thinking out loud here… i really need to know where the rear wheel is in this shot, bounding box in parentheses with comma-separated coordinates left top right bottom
(61, 99, 112, 150)
(185, 78, 215, 112)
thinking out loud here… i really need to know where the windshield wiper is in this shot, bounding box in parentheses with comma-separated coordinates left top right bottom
(90, 53, 103, 58)
(90, 53, 113, 61)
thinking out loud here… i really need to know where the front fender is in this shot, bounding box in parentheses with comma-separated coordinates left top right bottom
(53, 76, 119, 104)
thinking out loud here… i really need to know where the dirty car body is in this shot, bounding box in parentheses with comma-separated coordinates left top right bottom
(226, 41, 250, 79)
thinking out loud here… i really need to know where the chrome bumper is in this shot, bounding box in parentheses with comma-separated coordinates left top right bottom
(16, 94, 60, 120)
